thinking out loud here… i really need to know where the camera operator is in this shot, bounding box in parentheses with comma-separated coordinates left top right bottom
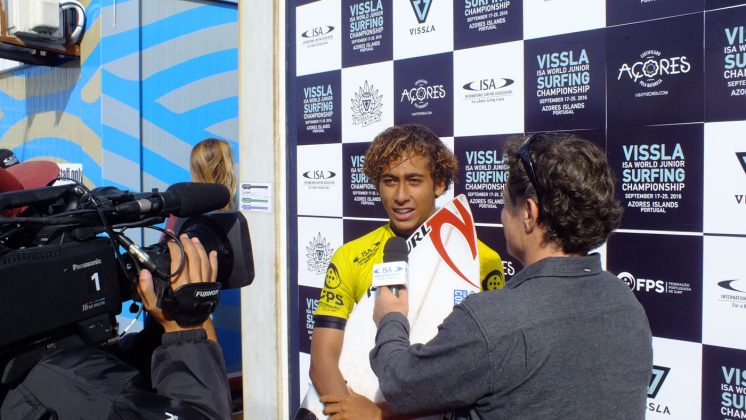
(1, 234, 232, 419)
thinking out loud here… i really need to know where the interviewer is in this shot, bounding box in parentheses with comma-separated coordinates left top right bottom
(370, 133, 653, 419)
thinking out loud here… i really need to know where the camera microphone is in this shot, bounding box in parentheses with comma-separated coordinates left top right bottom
(113, 182, 230, 218)
(371, 236, 408, 297)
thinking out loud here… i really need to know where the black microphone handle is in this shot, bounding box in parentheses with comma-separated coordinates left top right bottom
(166, 182, 230, 217)
(382, 237, 408, 298)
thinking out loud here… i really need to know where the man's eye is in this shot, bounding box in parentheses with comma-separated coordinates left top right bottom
(409, 178, 422, 185)
(383, 178, 396, 185)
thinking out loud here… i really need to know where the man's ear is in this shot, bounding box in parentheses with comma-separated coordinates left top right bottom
(522, 198, 540, 233)
(433, 178, 446, 198)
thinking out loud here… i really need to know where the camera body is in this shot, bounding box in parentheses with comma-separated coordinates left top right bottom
(0, 237, 121, 349)
(0, 182, 254, 385)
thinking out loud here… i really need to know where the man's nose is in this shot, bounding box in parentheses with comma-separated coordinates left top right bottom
(394, 183, 409, 203)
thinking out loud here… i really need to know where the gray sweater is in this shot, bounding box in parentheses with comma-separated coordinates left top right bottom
(371, 254, 653, 419)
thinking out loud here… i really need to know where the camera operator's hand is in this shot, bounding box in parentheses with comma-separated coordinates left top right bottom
(138, 234, 218, 337)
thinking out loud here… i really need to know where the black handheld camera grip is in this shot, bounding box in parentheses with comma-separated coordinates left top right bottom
(160, 282, 222, 327)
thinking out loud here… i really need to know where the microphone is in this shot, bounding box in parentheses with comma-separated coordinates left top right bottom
(113, 182, 230, 218)
(371, 236, 408, 297)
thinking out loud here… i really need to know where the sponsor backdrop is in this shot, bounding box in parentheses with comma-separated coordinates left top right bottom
(286, 1, 746, 418)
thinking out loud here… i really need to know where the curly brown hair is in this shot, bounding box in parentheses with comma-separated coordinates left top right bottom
(363, 124, 458, 190)
(503, 133, 623, 254)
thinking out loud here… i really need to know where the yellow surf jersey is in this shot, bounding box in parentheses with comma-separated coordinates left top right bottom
(313, 223, 504, 330)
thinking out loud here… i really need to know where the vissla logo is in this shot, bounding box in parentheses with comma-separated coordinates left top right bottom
(301, 26, 335, 39)
(647, 366, 671, 415)
(736, 153, 746, 205)
(306, 233, 334, 275)
(617, 50, 691, 88)
(462, 78, 514, 91)
(410, 0, 433, 24)
(648, 365, 670, 398)
(351, 81, 383, 127)
(400, 79, 446, 109)
(302, 170, 336, 180)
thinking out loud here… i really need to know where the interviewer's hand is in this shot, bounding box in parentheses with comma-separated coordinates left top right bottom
(138, 234, 218, 334)
(373, 286, 408, 327)
(320, 387, 382, 420)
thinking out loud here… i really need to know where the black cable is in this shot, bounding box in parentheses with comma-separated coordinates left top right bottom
(118, 226, 186, 280)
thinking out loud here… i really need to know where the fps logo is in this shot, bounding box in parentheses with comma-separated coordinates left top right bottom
(618, 271, 664, 293)
(400, 79, 446, 110)
(617, 50, 691, 88)
(351, 80, 383, 127)
(618, 271, 692, 295)
(306, 233, 334, 275)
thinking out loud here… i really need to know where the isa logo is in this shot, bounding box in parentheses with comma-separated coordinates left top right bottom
(702, 235, 746, 350)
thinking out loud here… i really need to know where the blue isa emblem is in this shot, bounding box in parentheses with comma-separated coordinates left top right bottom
(606, 14, 703, 127)
(705, 6, 746, 122)
(342, 0, 392, 67)
(394, 52, 454, 136)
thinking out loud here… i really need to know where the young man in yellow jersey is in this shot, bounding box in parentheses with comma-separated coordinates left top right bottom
(309, 124, 504, 419)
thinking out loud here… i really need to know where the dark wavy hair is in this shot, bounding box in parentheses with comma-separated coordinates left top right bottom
(363, 124, 458, 190)
(503, 132, 623, 254)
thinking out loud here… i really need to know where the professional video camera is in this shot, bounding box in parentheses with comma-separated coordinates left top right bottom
(0, 181, 254, 385)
